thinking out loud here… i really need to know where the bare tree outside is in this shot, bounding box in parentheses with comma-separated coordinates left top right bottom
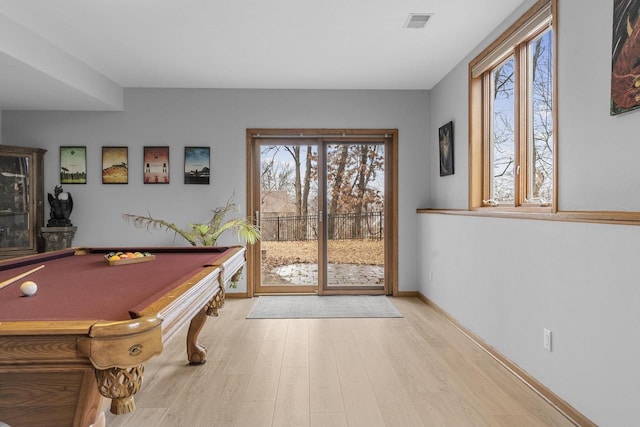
(490, 28, 553, 205)
(491, 56, 516, 203)
(529, 29, 554, 204)
(260, 146, 293, 196)
(259, 142, 385, 288)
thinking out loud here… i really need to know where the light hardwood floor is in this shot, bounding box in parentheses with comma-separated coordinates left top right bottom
(104, 297, 575, 427)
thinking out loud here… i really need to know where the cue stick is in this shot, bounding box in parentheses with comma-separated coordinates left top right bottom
(0, 265, 45, 291)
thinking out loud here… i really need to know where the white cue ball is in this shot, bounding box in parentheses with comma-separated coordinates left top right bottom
(20, 280, 38, 297)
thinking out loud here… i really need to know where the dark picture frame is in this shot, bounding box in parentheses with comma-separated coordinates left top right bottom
(439, 121, 454, 176)
(102, 147, 128, 184)
(611, 0, 640, 115)
(143, 146, 170, 184)
(60, 146, 87, 184)
(184, 146, 211, 184)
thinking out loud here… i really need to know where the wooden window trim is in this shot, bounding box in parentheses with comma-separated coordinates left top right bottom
(469, 0, 557, 213)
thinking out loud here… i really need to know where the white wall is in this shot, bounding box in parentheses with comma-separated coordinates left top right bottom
(2, 88, 430, 293)
(419, 214, 640, 427)
(424, 0, 640, 425)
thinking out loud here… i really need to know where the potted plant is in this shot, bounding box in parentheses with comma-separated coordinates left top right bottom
(122, 198, 260, 247)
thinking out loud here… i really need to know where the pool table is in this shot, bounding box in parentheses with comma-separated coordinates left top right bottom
(0, 245, 245, 427)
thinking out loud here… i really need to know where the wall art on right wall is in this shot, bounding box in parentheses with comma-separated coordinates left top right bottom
(611, 0, 640, 115)
(439, 121, 454, 176)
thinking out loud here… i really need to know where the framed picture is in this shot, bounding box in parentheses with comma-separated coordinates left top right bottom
(439, 121, 454, 176)
(102, 147, 128, 184)
(143, 146, 170, 184)
(184, 146, 211, 184)
(60, 146, 87, 184)
(611, 0, 640, 115)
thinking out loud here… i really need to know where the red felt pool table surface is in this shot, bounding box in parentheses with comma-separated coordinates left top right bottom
(0, 247, 231, 321)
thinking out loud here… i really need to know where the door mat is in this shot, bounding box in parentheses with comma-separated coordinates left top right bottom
(246, 295, 403, 319)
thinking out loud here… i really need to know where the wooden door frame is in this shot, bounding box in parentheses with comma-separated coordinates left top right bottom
(246, 128, 398, 297)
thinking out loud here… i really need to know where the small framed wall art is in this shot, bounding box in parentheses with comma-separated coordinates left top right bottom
(143, 146, 170, 184)
(439, 121, 454, 176)
(102, 147, 128, 184)
(184, 146, 211, 184)
(60, 146, 87, 184)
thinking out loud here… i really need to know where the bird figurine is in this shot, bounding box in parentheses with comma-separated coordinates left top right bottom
(47, 185, 74, 226)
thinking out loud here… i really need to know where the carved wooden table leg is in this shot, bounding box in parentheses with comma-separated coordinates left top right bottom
(186, 286, 227, 364)
(186, 305, 209, 364)
(206, 285, 225, 317)
(95, 365, 144, 414)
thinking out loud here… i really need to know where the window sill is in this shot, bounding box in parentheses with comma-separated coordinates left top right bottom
(416, 208, 640, 226)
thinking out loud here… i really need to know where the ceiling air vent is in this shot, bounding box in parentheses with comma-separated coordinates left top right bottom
(404, 13, 432, 29)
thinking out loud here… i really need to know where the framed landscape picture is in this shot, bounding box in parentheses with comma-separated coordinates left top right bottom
(184, 146, 211, 184)
(60, 146, 87, 184)
(439, 121, 454, 176)
(143, 146, 170, 184)
(102, 147, 128, 184)
(611, 0, 640, 115)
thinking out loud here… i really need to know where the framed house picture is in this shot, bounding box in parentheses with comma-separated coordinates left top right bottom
(439, 121, 454, 176)
(143, 146, 170, 184)
(60, 146, 87, 184)
(184, 146, 211, 184)
(611, 0, 640, 115)
(102, 147, 128, 184)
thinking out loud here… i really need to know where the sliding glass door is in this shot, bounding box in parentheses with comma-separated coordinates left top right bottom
(258, 142, 319, 293)
(247, 130, 396, 296)
(323, 141, 385, 292)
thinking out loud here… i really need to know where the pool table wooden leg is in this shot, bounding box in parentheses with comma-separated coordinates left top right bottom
(206, 285, 226, 317)
(186, 305, 209, 364)
(95, 365, 144, 414)
(186, 287, 226, 364)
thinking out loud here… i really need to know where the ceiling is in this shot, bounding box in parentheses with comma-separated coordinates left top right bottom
(0, 0, 525, 111)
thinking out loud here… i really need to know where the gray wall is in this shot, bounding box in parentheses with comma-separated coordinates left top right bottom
(424, 0, 640, 425)
(2, 88, 430, 293)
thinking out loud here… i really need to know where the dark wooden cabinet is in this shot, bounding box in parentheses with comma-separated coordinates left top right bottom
(0, 145, 46, 259)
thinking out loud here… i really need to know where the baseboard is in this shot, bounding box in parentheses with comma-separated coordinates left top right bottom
(416, 292, 596, 427)
(396, 290, 419, 297)
(226, 292, 249, 298)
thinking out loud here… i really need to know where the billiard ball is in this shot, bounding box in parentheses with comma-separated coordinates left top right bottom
(20, 280, 37, 297)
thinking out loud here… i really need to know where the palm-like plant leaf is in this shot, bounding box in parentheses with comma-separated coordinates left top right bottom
(123, 198, 260, 247)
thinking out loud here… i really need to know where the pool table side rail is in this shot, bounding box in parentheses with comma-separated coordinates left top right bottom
(127, 246, 245, 317)
(133, 246, 245, 343)
(78, 316, 164, 370)
(0, 319, 97, 336)
(0, 315, 163, 367)
(77, 246, 233, 256)
(138, 267, 222, 343)
(215, 246, 246, 284)
(0, 248, 76, 271)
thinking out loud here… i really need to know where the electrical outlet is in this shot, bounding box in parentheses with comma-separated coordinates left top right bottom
(544, 328, 552, 351)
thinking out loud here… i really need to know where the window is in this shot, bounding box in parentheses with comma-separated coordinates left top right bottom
(469, 0, 556, 211)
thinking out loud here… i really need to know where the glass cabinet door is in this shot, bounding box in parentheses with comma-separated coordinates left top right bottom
(0, 154, 31, 249)
(0, 145, 45, 258)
